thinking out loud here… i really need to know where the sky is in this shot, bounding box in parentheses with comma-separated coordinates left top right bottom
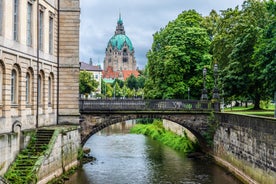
(80, 0, 245, 69)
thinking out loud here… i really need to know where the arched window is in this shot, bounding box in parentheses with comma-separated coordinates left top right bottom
(48, 76, 51, 105)
(11, 69, 17, 104)
(38, 75, 42, 105)
(26, 73, 30, 104)
(0, 66, 2, 104)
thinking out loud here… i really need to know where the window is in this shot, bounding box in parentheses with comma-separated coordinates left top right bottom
(49, 16, 53, 54)
(0, 0, 3, 35)
(11, 69, 17, 104)
(48, 77, 51, 105)
(26, 73, 30, 104)
(39, 10, 44, 50)
(38, 75, 41, 104)
(0, 66, 2, 104)
(27, 2, 32, 46)
(13, 0, 19, 41)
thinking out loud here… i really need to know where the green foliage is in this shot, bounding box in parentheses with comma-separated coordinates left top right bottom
(126, 74, 138, 90)
(212, 0, 275, 109)
(203, 112, 219, 147)
(47, 166, 79, 184)
(145, 10, 211, 99)
(112, 78, 124, 88)
(136, 118, 155, 124)
(77, 148, 84, 161)
(4, 132, 39, 184)
(131, 120, 199, 154)
(79, 70, 99, 96)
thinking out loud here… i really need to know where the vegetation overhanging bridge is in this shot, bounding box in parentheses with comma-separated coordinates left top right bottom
(79, 99, 220, 147)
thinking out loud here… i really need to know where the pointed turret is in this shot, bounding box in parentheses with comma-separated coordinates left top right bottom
(115, 13, 125, 35)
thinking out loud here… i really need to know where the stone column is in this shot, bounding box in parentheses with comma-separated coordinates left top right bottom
(58, 0, 80, 124)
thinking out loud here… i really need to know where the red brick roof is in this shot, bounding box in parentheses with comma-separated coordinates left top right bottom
(102, 66, 139, 81)
(122, 70, 139, 80)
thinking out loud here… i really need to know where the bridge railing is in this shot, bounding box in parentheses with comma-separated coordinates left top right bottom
(79, 99, 217, 112)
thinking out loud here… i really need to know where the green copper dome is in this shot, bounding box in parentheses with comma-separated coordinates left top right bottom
(108, 34, 134, 51)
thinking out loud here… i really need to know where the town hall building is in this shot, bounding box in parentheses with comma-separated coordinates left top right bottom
(102, 14, 139, 81)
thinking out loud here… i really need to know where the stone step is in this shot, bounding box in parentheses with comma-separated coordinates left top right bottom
(5, 129, 55, 183)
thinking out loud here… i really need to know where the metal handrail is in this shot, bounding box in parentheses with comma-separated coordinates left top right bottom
(79, 99, 217, 112)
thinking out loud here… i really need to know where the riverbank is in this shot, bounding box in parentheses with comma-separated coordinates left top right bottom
(130, 119, 200, 154)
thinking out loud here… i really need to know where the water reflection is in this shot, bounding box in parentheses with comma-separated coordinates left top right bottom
(66, 123, 241, 184)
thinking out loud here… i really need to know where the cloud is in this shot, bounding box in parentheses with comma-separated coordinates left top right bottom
(80, 0, 244, 69)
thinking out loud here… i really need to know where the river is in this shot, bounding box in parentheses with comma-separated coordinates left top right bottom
(66, 123, 242, 184)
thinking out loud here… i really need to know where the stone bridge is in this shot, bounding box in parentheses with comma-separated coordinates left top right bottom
(79, 99, 219, 148)
(79, 99, 276, 183)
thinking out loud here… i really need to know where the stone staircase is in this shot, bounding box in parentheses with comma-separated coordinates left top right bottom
(4, 129, 55, 184)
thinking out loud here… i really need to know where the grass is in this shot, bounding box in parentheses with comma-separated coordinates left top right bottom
(224, 103, 275, 117)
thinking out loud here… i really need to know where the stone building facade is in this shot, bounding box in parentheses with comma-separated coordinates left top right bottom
(0, 0, 80, 175)
(103, 14, 137, 72)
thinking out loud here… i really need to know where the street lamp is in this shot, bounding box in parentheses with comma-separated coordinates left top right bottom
(201, 67, 208, 100)
(212, 63, 220, 100)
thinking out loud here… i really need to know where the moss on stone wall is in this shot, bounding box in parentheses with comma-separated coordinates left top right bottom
(218, 152, 276, 184)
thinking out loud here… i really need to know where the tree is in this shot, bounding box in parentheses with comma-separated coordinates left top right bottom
(253, 0, 276, 99)
(79, 71, 99, 97)
(113, 82, 121, 98)
(126, 74, 138, 90)
(145, 10, 212, 99)
(113, 78, 124, 88)
(137, 76, 145, 89)
(105, 83, 113, 98)
(212, 0, 271, 109)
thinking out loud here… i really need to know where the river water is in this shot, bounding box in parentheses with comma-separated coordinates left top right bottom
(66, 123, 242, 184)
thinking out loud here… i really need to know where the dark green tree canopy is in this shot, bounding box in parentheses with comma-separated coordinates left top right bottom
(145, 10, 211, 99)
(212, 0, 275, 109)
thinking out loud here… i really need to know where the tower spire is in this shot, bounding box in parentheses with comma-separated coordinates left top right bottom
(115, 12, 125, 35)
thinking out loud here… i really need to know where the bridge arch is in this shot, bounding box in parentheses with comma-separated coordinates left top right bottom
(80, 112, 212, 150)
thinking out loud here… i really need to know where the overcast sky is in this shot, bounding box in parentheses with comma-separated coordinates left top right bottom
(80, 0, 245, 69)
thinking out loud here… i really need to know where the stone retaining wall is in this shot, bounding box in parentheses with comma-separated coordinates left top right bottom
(214, 113, 276, 184)
(37, 127, 81, 184)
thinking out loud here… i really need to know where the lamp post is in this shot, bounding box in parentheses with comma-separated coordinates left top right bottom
(212, 63, 220, 100)
(201, 67, 208, 100)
